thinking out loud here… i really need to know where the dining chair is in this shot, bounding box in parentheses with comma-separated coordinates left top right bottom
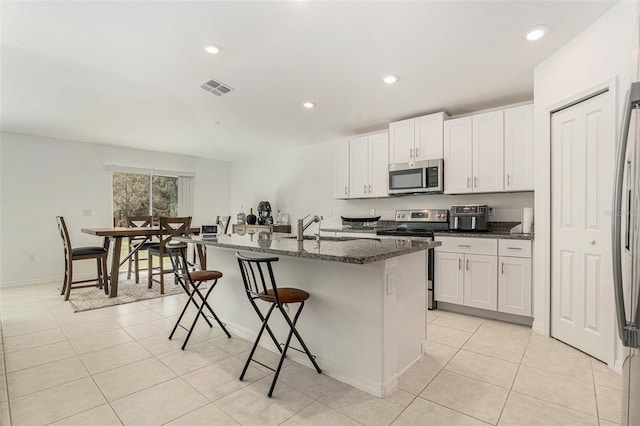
(147, 216, 192, 294)
(126, 215, 154, 283)
(56, 216, 109, 301)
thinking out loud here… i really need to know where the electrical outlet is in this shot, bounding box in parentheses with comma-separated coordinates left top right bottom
(371, 208, 376, 217)
(325, 209, 333, 218)
(82, 209, 93, 217)
(386, 273, 395, 296)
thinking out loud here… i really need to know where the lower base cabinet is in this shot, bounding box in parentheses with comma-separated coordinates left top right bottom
(435, 236, 531, 317)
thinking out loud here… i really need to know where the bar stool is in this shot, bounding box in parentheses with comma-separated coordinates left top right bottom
(166, 243, 231, 350)
(236, 252, 321, 397)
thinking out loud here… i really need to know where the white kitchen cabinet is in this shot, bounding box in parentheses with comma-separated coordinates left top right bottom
(473, 110, 504, 192)
(443, 116, 473, 193)
(498, 239, 532, 316)
(444, 110, 505, 194)
(504, 104, 534, 191)
(434, 237, 498, 310)
(389, 112, 448, 164)
(434, 251, 464, 305)
(349, 132, 389, 198)
(334, 139, 350, 199)
(464, 254, 498, 310)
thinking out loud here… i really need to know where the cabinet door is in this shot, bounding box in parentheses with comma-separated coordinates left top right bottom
(416, 112, 447, 160)
(349, 136, 369, 198)
(504, 105, 534, 191)
(434, 252, 464, 305)
(463, 254, 497, 310)
(368, 132, 389, 197)
(472, 110, 504, 193)
(334, 139, 350, 199)
(444, 116, 473, 194)
(498, 256, 532, 316)
(389, 118, 415, 164)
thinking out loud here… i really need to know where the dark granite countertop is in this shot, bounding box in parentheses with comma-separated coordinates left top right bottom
(321, 221, 534, 241)
(174, 233, 440, 265)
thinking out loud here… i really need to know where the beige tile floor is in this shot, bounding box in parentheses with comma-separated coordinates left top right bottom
(0, 282, 623, 426)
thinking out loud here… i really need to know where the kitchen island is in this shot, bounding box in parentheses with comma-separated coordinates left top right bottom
(175, 233, 440, 397)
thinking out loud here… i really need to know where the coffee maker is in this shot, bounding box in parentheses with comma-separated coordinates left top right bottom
(257, 201, 273, 225)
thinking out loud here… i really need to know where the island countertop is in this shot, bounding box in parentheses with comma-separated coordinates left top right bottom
(174, 233, 440, 265)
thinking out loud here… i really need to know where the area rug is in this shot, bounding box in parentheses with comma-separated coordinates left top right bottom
(65, 273, 184, 313)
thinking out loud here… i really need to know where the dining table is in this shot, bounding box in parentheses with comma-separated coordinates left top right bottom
(81, 226, 202, 297)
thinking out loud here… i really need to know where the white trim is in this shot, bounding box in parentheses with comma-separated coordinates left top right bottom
(104, 165, 195, 178)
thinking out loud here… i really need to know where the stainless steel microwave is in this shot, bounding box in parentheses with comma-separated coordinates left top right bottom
(388, 159, 444, 195)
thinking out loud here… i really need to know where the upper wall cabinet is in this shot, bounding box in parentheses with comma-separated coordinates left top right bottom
(444, 110, 504, 194)
(389, 112, 449, 164)
(504, 105, 534, 191)
(334, 138, 350, 199)
(350, 132, 389, 198)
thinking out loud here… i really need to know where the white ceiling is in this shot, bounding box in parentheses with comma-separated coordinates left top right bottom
(0, 1, 617, 161)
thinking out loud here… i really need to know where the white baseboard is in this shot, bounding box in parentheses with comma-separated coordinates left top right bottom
(532, 320, 547, 336)
(0, 276, 61, 288)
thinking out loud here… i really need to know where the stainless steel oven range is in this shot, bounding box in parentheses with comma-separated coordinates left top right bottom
(377, 209, 449, 310)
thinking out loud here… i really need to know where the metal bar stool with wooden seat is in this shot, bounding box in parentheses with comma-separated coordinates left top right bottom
(166, 243, 231, 349)
(126, 215, 154, 283)
(147, 216, 192, 294)
(236, 252, 322, 397)
(56, 216, 109, 301)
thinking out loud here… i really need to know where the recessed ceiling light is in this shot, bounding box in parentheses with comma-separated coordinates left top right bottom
(303, 101, 316, 109)
(204, 44, 222, 54)
(383, 75, 398, 84)
(524, 25, 549, 41)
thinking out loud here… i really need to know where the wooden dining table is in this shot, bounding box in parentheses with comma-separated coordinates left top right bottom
(81, 226, 203, 297)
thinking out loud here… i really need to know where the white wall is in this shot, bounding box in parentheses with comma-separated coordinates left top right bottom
(0, 131, 232, 287)
(533, 0, 639, 365)
(231, 138, 533, 232)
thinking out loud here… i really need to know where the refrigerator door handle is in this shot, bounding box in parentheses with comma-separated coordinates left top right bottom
(612, 82, 640, 348)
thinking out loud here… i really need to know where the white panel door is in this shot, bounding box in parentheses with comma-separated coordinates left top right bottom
(444, 116, 473, 194)
(498, 256, 532, 316)
(472, 110, 504, 193)
(464, 254, 498, 310)
(551, 91, 612, 362)
(434, 252, 464, 305)
(369, 132, 389, 197)
(389, 118, 414, 164)
(334, 139, 350, 199)
(349, 136, 369, 199)
(504, 105, 534, 191)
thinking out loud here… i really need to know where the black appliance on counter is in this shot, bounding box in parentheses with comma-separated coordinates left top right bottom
(377, 209, 449, 310)
(449, 204, 489, 231)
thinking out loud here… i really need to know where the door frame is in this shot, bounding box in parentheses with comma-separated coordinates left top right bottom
(540, 77, 617, 368)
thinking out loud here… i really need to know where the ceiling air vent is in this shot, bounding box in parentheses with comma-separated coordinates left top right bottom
(200, 78, 234, 96)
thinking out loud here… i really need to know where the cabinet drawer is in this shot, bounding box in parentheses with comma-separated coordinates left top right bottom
(498, 239, 531, 258)
(434, 237, 497, 255)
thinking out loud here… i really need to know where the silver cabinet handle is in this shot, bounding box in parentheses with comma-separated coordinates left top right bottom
(501, 262, 504, 275)
(457, 244, 471, 248)
(467, 177, 470, 188)
(507, 174, 511, 186)
(589, 241, 596, 245)
(466, 259, 469, 270)
(415, 147, 420, 157)
(368, 184, 372, 193)
(410, 148, 414, 159)
(474, 177, 478, 188)
(363, 184, 367, 193)
(344, 186, 348, 195)
(507, 247, 522, 250)
(458, 258, 462, 270)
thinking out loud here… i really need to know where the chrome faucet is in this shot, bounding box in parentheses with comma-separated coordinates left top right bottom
(297, 214, 322, 241)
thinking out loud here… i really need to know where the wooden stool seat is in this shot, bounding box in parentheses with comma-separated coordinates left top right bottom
(187, 270, 223, 282)
(259, 288, 310, 304)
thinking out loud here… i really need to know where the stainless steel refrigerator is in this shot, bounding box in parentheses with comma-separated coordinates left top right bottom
(613, 81, 640, 426)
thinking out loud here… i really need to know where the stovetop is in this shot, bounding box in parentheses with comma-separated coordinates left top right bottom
(376, 209, 449, 238)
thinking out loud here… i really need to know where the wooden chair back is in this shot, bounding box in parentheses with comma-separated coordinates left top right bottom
(56, 216, 72, 257)
(127, 215, 153, 228)
(158, 216, 192, 250)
